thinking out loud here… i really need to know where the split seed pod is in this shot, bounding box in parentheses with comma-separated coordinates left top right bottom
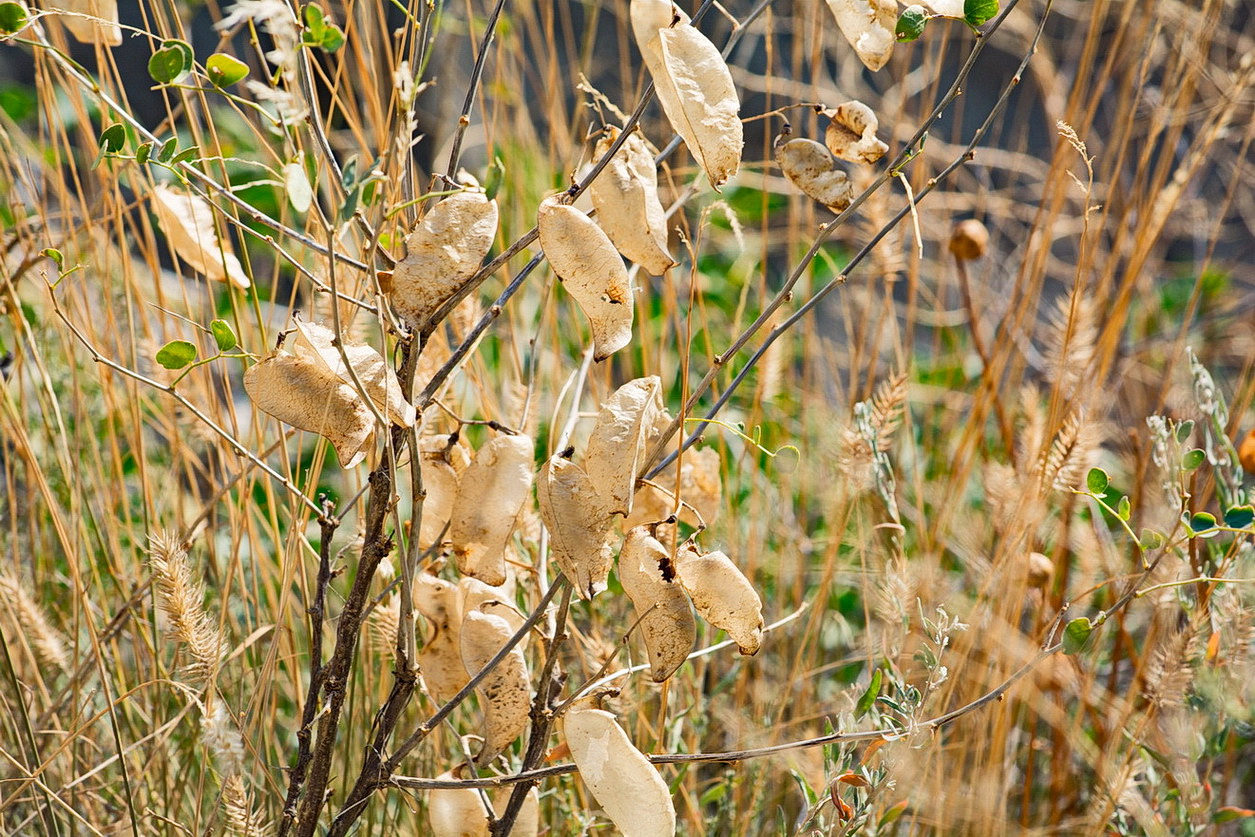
(416, 573, 469, 702)
(585, 376, 665, 517)
(449, 434, 535, 586)
(461, 609, 531, 763)
(427, 771, 539, 837)
(391, 191, 499, 331)
(537, 455, 615, 599)
(537, 197, 633, 361)
(824, 0, 897, 71)
(564, 697, 676, 837)
(589, 127, 676, 275)
(619, 527, 696, 682)
(823, 101, 889, 164)
(152, 185, 250, 288)
(631, 0, 742, 188)
(775, 129, 854, 212)
(60, 0, 122, 46)
(675, 545, 764, 655)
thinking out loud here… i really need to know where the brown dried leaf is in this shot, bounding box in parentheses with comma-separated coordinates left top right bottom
(824, 0, 896, 71)
(152, 185, 250, 289)
(391, 191, 498, 331)
(619, 527, 696, 682)
(244, 352, 374, 467)
(775, 134, 854, 212)
(676, 545, 763, 655)
(537, 197, 633, 361)
(585, 376, 665, 517)
(449, 435, 535, 586)
(589, 127, 676, 275)
(290, 319, 416, 427)
(461, 609, 531, 763)
(58, 0, 122, 46)
(537, 456, 615, 599)
(823, 101, 889, 164)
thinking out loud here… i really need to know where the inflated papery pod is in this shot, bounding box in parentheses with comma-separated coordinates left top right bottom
(427, 768, 540, 837)
(675, 543, 764, 655)
(624, 445, 722, 529)
(536, 455, 615, 599)
(60, 0, 123, 45)
(460, 608, 531, 763)
(537, 197, 633, 361)
(589, 126, 676, 275)
(775, 128, 855, 213)
(631, 0, 742, 188)
(825, 0, 897, 71)
(152, 185, 251, 288)
(585, 376, 665, 517)
(416, 434, 471, 549)
(564, 695, 677, 837)
(823, 101, 889, 164)
(415, 573, 468, 702)
(391, 191, 498, 331)
(618, 527, 696, 682)
(291, 319, 417, 428)
(448, 434, 535, 586)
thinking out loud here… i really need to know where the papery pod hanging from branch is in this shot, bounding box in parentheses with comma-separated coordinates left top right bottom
(537, 197, 633, 361)
(415, 572, 468, 702)
(391, 190, 499, 332)
(460, 608, 531, 764)
(151, 184, 251, 289)
(427, 770, 540, 837)
(625, 446, 723, 529)
(536, 454, 615, 599)
(290, 318, 417, 427)
(589, 126, 676, 275)
(60, 0, 122, 45)
(416, 434, 471, 549)
(631, 0, 742, 188)
(774, 127, 854, 212)
(564, 694, 677, 837)
(460, 579, 525, 636)
(824, 0, 897, 71)
(585, 376, 665, 517)
(618, 526, 696, 682)
(675, 543, 764, 655)
(823, 101, 889, 164)
(449, 434, 535, 586)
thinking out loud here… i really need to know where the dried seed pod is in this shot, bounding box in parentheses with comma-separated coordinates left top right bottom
(631, 0, 742, 188)
(948, 219, 989, 261)
(564, 698, 676, 837)
(823, 101, 889, 164)
(625, 446, 722, 529)
(824, 0, 896, 71)
(461, 609, 531, 763)
(244, 352, 375, 467)
(918, 0, 965, 16)
(416, 573, 469, 702)
(391, 191, 499, 331)
(589, 127, 676, 275)
(460, 579, 526, 637)
(537, 455, 615, 599)
(290, 319, 416, 428)
(492, 786, 540, 837)
(585, 376, 665, 517)
(449, 434, 535, 586)
(675, 545, 764, 655)
(60, 0, 122, 46)
(775, 131, 854, 212)
(426, 770, 540, 837)
(416, 435, 470, 549)
(537, 197, 633, 361)
(151, 185, 250, 288)
(618, 527, 696, 682)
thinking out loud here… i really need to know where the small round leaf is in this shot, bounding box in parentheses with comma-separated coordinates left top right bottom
(963, 0, 999, 26)
(1085, 467, 1109, 494)
(206, 53, 249, 87)
(1062, 617, 1093, 655)
(1222, 506, 1254, 530)
(0, 2, 28, 34)
(1181, 448, 1206, 472)
(209, 319, 238, 352)
(149, 40, 193, 85)
(1188, 511, 1218, 534)
(896, 6, 928, 41)
(156, 340, 198, 369)
(98, 124, 126, 153)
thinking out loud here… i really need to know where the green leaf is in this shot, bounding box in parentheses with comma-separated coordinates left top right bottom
(1175, 420, 1194, 443)
(1213, 807, 1255, 824)
(319, 24, 345, 52)
(1188, 512, 1218, 534)
(1117, 495, 1131, 521)
(157, 136, 179, 162)
(135, 142, 153, 165)
(1223, 506, 1255, 530)
(206, 53, 249, 87)
(98, 124, 126, 153)
(1086, 467, 1109, 494)
(155, 340, 197, 370)
(878, 800, 909, 828)
(169, 146, 200, 167)
(854, 668, 882, 719)
(1062, 617, 1093, 655)
(484, 154, 505, 201)
(149, 40, 193, 85)
(41, 248, 64, 269)
(209, 319, 238, 352)
(0, 2, 28, 34)
(963, 0, 999, 26)
(1139, 528, 1165, 550)
(303, 2, 326, 36)
(1181, 448, 1206, 471)
(896, 5, 929, 41)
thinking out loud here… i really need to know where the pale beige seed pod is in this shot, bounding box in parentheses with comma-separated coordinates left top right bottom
(536, 455, 615, 599)
(625, 446, 722, 529)
(416, 435, 470, 548)
(537, 197, 633, 361)
(631, 0, 742, 188)
(391, 191, 499, 331)
(59, 0, 122, 47)
(824, 0, 897, 72)
(823, 101, 889, 164)
(290, 319, 417, 428)
(151, 185, 251, 288)
(564, 697, 676, 837)
(449, 434, 535, 586)
(416, 573, 469, 702)
(618, 527, 696, 682)
(775, 132, 854, 212)
(675, 545, 764, 655)
(589, 127, 676, 275)
(244, 352, 375, 468)
(585, 376, 665, 517)
(460, 609, 531, 763)
(426, 771, 540, 837)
